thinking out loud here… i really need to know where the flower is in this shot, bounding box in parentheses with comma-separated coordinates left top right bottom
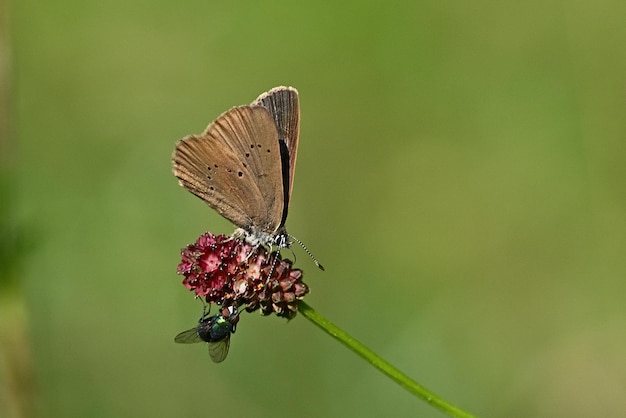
(177, 232, 308, 319)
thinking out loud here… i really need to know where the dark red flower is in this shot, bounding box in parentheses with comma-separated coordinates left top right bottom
(176, 232, 308, 319)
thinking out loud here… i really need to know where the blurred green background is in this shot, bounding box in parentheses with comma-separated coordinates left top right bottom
(3, 0, 626, 417)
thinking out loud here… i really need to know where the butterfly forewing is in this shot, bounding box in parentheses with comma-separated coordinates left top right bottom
(173, 106, 285, 235)
(251, 86, 300, 211)
(174, 134, 256, 229)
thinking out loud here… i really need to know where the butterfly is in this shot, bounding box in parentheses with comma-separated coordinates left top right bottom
(172, 86, 300, 250)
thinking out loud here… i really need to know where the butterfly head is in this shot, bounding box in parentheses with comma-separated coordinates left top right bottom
(234, 227, 291, 251)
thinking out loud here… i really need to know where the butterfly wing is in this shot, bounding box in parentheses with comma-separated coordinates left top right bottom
(173, 106, 285, 235)
(251, 86, 300, 216)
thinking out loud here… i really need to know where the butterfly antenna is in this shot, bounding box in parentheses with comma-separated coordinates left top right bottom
(289, 234, 325, 271)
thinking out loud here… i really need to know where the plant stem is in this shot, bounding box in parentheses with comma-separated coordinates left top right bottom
(297, 301, 479, 418)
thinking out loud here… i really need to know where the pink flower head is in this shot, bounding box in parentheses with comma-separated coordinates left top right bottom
(177, 232, 309, 319)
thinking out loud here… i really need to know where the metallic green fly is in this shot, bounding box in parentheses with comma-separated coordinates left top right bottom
(175, 305, 240, 363)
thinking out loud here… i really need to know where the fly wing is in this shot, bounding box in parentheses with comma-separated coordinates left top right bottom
(208, 336, 231, 363)
(174, 328, 202, 344)
(173, 106, 285, 234)
(251, 86, 300, 214)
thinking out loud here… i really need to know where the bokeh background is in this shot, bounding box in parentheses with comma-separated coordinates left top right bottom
(2, 0, 626, 417)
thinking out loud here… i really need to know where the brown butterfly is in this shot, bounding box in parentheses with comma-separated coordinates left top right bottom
(172, 87, 322, 269)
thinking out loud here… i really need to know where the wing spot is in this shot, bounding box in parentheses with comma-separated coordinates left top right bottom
(266, 149, 271, 153)
(245, 153, 250, 158)
(238, 171, 243, 177)
(242, 163, 247, 168)
(209, 186, 215, 190)
(250, 144, 255, 149)
(214, 164, 219, 168)
(207, 175, 211, 180)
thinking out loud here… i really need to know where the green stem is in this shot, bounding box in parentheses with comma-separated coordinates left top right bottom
(297, 301, 479, 418)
